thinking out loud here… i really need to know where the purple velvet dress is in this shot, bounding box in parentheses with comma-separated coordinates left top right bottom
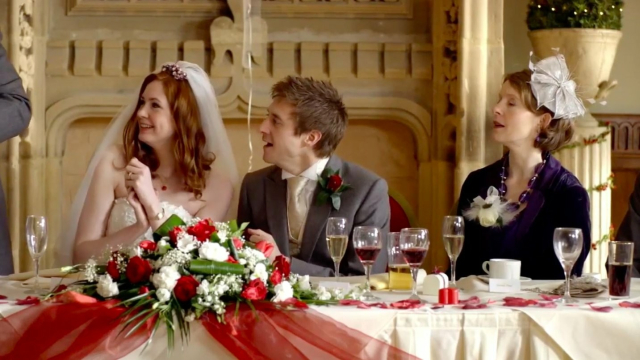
(455, 155, 591, 280)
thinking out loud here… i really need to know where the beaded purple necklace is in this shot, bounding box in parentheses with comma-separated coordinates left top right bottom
(498, 152, 550, 207)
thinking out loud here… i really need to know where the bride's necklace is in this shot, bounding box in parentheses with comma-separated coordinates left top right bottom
(153, 173, 169, 192)
(498, 152, 550, 208)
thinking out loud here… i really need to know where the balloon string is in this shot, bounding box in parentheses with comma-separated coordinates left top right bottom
(246, 3, 254, 173)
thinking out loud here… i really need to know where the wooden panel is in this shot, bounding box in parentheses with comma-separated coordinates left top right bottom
(611, 169, 637, 233)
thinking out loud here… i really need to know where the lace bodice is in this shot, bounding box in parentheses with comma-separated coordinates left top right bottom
(106, 198, 193, 243)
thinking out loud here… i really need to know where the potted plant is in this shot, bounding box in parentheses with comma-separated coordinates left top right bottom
(527, 0, 623, 125)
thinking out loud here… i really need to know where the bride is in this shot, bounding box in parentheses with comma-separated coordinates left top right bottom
(56, 62, 239, 266)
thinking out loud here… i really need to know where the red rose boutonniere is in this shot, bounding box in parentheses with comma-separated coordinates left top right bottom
(316, 168, 351, 210)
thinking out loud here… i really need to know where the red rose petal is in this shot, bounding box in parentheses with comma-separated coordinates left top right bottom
(461, 303, 488, 310)
(16, 296, 40, 305)
(619, 301, 640, 308)
(0, 294, 7, 300)
(356, 303, 371, 309)
(537, 302, 558, 308)
(540, 294, 561, 301)
(431, 304, 444, 310)
(459, 296, 480, 305)
(588, 304, 613, 313)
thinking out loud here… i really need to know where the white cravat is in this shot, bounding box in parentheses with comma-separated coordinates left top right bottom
(282, 158, 330, 255)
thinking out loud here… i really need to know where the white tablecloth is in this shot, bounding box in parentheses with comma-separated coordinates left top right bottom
(1, 277, 639, 359)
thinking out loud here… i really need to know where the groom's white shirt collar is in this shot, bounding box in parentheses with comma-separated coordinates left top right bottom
(281, 157, 330, 181)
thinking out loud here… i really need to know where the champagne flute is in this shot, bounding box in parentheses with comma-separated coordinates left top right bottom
(399, 228, 429, 302)
(553, 228, 583, 304)
(26, 215, 48, 295)
(353, 226, 382, 301)
(442, 216, 464, 287)
(326, 217, 348, 279)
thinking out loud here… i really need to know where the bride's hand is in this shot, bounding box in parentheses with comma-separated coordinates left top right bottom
(127, 189, 149, 229)
(125, 158, 159, 211)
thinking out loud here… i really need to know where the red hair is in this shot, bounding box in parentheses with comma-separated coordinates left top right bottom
(122, 70, 214, 198)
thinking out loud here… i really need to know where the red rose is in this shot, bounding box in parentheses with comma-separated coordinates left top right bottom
(273, 255, 290, 278)
(174, 276, 199, 303)
(139, 240, 157, 252)
(187, 219, 216, 242)
(169, 227, 183, 245)
(327, 174, 343, 192)
(241, 279, 267, 301)
(106, 260, 120, 280)
(232, 237, 243, 250)
(270, 269, 282, 285)
(139, 286, 149, 295)
(255, 240, 274, 258)
(126, 256, 153, 284)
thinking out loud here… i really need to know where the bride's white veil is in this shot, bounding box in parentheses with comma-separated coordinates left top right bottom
(55, 61, 239, 267)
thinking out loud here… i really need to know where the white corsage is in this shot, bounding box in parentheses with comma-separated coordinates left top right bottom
(462, 186, 517, 227)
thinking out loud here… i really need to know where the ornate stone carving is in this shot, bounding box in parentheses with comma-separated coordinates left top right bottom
(66, 0, 412, 18)
(17, 0, 34, 95)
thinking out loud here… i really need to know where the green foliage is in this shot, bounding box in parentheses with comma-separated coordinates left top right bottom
(526, 0, 624, 31)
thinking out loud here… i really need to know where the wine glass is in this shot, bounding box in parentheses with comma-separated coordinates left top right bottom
(26, 215, 48, 295)
(326, 217, 348, 279)
(442, 216, 464, 287)
(553, 228, 583, 304)
(399, 228, 429, 302)
(353, 226, 382, 301)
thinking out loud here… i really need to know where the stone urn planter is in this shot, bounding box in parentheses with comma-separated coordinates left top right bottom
(528, 28, 622, 126)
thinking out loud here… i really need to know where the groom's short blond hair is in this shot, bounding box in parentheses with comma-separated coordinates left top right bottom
(271, 76, 348, 158)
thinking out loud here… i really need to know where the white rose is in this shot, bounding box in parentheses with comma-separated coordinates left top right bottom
(177, 233, 199, 253)
(272, 281, 294, 302)
(157, 239, 170, 255)
(298, 275, 311, 291)
(478, 206, 499, 227)
(152, 265, 181, 290)
(250, 263, 268, 283)
(156, 288, 171, 303)
(199, 242, 230, 262)
(96, 275, 119, 298)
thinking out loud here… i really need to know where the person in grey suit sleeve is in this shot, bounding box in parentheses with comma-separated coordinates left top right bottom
(612, 173, 640, 277)
(237, 76, 390, 277)
(0, 31, 32, 275)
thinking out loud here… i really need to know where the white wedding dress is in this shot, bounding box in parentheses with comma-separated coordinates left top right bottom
(105, 197, 193, 243)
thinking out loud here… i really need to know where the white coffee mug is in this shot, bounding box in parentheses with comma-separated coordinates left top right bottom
(482, 259, 521, 279)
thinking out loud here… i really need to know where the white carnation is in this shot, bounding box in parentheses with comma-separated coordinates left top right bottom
(250, 263, 268, 283)
(199, 242, 229, 262)
(177, 232, 199, 253)
(272, 281, 293, 302)
(96, 274, 119, 298)
(156, 288, 171, 303)
(152, 265, 181, 291)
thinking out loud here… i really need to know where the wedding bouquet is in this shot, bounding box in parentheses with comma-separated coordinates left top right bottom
(55, 215, 364, 351)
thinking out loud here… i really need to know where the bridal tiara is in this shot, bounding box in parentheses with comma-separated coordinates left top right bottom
(161, 63, 188, 81)
(528, 51, 585, 120)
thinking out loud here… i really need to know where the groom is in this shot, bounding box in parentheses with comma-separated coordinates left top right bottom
(237, 76, 390, 277)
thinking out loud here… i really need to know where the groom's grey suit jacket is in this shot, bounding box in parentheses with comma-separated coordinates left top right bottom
(238, 155, 390, 277)
(0, 31, 31, 275)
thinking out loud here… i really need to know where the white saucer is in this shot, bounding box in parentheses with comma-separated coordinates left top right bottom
(478, 275, 532, 282)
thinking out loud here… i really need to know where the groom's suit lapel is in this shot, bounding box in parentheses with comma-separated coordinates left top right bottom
(298, 155, 342, 262)
(265, 167, 289, 253)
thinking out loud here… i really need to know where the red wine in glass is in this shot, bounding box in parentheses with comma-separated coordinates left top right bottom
(355, 246, 381, 265)
(402, 247, 427, 266)
(608, 263, 632, 298)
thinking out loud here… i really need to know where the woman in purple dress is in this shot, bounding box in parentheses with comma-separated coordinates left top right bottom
(455, 54, 591, 280)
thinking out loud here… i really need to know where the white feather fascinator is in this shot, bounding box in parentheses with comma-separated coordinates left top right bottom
(528, 52, 586, 120)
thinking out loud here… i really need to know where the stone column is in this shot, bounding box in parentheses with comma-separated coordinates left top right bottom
(554, 127, 612, 276)
(455, 0, 504, 196)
